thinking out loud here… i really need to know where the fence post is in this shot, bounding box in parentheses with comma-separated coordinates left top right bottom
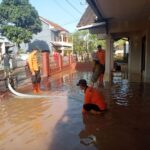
(58, 54, 63, 71)
(42, 51, 50, 77)
(69, 54, 72, 65)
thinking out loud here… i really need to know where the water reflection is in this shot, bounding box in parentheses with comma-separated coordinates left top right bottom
(41, 77, 51, 91)
(111, 80, 131, 106)
(0, 71, 150, 150)
(79, 114, 106, 149)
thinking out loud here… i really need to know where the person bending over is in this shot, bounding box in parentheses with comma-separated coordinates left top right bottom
(77, 79, 107, 114)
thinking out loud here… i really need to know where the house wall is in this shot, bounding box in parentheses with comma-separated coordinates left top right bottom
(21, 22, 55, 53)
(126, 25, 150, 83)
(128, 33, 142, 82)
(145, 27, 150, 82)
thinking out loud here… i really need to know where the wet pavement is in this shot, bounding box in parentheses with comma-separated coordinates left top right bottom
(0, 71, 150, 150)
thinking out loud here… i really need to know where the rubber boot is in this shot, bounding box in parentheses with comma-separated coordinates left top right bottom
(33, 83, 37, 94)
(36, 83, 41, 93)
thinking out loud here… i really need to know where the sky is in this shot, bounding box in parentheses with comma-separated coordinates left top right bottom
(29, 0, 87, 33)
(0, 0, 87, 33)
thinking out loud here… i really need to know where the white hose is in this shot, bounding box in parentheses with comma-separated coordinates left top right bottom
(7, 82, 64, 99)
(7, 78, 83, 100)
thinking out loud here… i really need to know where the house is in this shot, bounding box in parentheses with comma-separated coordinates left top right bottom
(77, 0, 150, 83)
(21, 16, 73, 56)
(0, 36, 14, 54)
(0, 35, 16, 70)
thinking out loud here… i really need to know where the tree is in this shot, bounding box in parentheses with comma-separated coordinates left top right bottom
(0, 0, 42, 49)
(72, 30, 106, 54)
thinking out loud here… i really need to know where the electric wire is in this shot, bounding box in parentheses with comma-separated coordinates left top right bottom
(53, 0, 77, 20)
(65, 0, 82, 14)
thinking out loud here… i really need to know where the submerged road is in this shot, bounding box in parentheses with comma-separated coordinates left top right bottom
(0, 70, 150, 150)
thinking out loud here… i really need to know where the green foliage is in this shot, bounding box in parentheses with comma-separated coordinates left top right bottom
(1, 0, 29, 5)
(2, 25, 32, 47)
(0, 0, 42, 49)
(72, 30, 106, 53)
(114, 39, 126, 45)
(113, 39, 128, 63)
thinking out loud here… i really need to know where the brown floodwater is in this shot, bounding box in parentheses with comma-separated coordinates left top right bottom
(0, 71, 150, 150)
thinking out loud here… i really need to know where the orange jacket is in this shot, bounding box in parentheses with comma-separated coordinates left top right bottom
(96, 50, 105, 65)
(28, 52, 39, 74)
(84, 87, 107, 111)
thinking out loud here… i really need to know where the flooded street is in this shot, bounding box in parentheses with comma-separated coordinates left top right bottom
(0, 71, 150, 150)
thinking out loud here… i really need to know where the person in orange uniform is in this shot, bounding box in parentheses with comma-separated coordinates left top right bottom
(77, 79, 107, 114)
(96, 45, 105, 86)
(28, 47, 41, 93)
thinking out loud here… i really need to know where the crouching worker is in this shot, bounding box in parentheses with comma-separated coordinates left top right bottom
(28, 47, 41, 94)
(77, 79, 107, 114)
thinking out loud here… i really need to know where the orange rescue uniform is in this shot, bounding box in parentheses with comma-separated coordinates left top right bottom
(96, 50, 105, 65)
(28, 52, 40, 74)
(84, 87, 107, 111)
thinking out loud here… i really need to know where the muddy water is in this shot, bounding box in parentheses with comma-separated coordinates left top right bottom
(0, 71, 150, 150)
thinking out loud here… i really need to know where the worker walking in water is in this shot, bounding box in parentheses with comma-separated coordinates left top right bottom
(96, 45, 105, 86)
(28, 47, 41, 94)
(90, 51, 101, 87)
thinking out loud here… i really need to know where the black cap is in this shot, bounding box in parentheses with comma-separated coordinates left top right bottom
(76, 79, 87, 86)
(32, 46, 39, 50)
(97, 45, 102, 49)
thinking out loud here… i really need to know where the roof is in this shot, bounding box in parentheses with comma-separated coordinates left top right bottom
(77, 6, 106, 30)
(39, 16, 69, 33)
(78, 0, 150, 33)
(77, 6, 96, 28)
(93, 0, 150, 21)
(0, 36, 14, 47)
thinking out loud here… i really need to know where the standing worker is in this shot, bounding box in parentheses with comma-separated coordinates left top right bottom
(96, 45, 105, 86)
(77, 79, 107, 115)
(90, 51, 101, 87)
(28, 47, 41, 94)
(2, 52, 11, 78)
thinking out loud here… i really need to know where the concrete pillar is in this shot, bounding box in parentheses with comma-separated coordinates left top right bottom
(145, 28, 150, 82)
(128, 34, 142, 82)
(104, 35, 114, 83)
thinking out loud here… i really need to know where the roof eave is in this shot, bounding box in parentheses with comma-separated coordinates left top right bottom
(86, 0, 105, 20)
(77, 22, 106, 30)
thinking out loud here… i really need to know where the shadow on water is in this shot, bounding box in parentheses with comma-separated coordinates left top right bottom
(48, 74, 150, 150)
(0, 71, 150, 150)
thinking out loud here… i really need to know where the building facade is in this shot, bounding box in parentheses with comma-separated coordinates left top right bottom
(77, 0, 150, 83)
(21, 17, 73, 55)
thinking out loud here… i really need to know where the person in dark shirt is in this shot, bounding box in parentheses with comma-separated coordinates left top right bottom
(91, 52, 101, 87)
(2, 52, 11, 77)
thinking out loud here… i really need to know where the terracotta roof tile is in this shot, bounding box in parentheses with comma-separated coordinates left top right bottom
(39, 16, 69, 33)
